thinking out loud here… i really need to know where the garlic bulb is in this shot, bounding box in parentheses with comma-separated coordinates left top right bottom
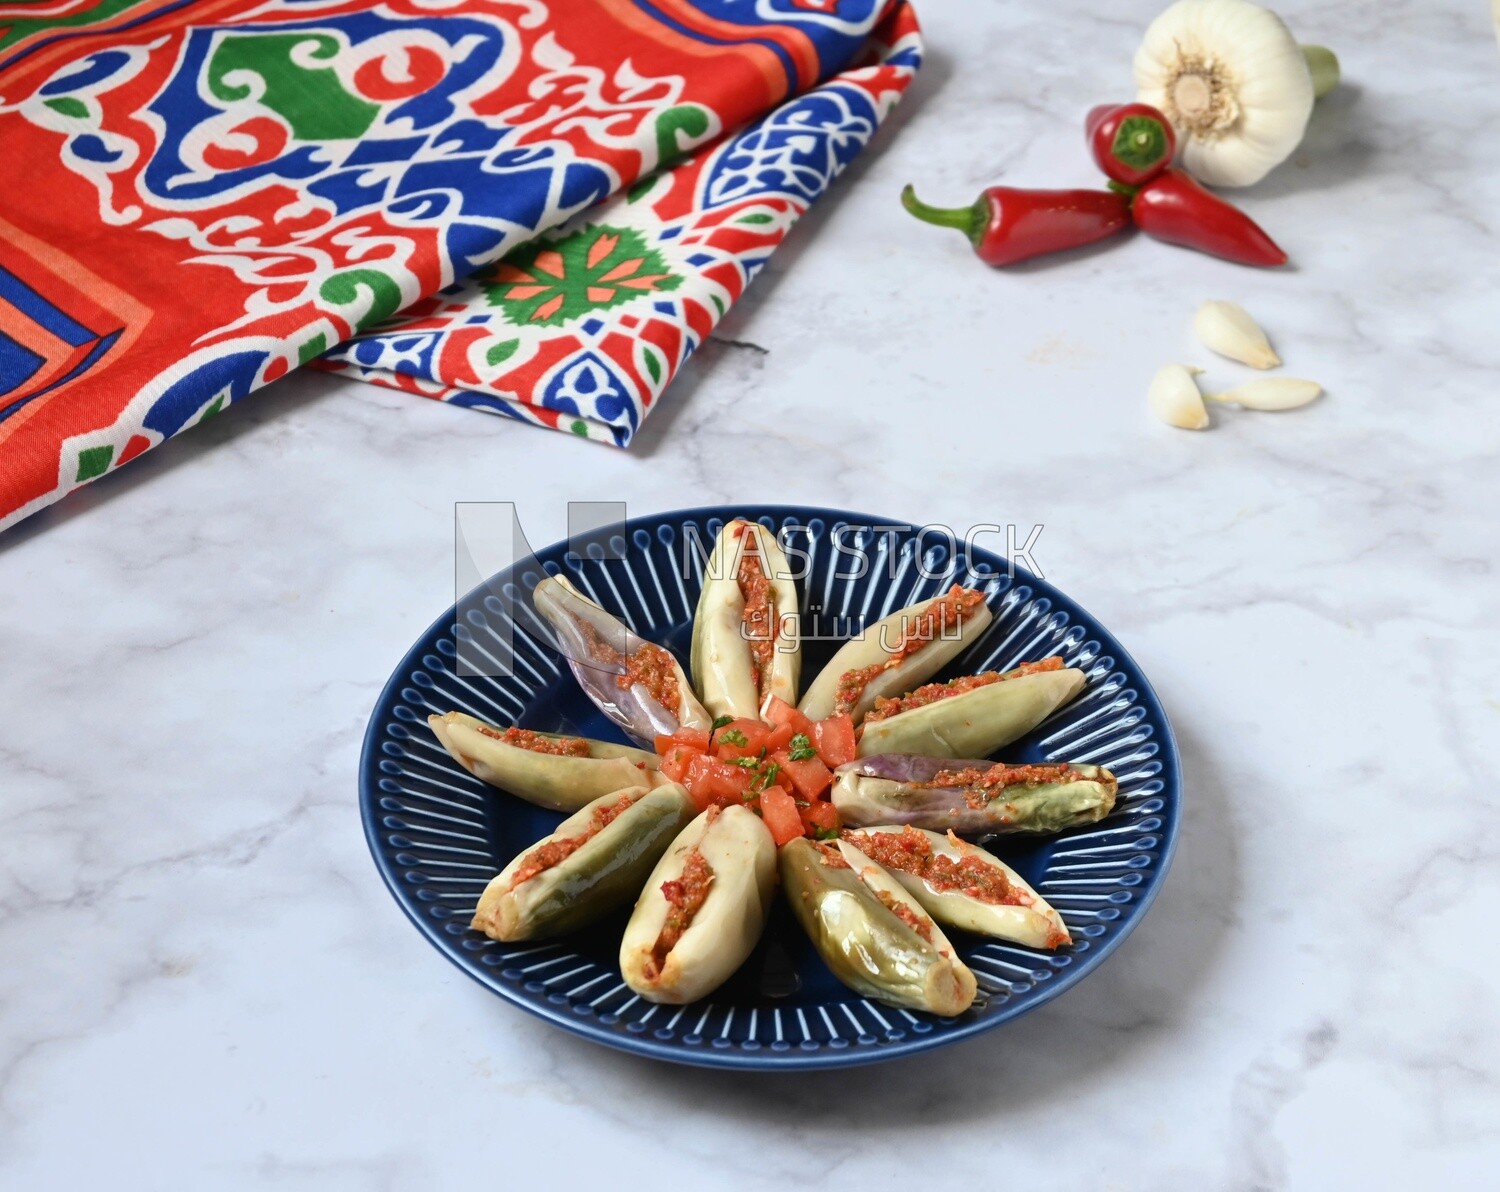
(1193, 300, 1279, 368)
(1208, 378, 1322, 410)
(1135, 0, 1338, 188)
(1148, 364, 1210, 430)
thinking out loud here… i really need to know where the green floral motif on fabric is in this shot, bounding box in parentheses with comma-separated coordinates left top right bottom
(44, 97, 89, 119)
(320, 268, 403, 330)
(482, 225, 681, 328)
(75, 445, 113, 482)
(653, 103, 711, 166)
(207, 33, 379, 141)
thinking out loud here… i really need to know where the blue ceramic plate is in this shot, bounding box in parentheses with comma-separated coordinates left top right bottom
(360, 505, 1180, 1069)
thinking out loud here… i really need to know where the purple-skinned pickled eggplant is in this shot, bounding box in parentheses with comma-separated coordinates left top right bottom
(691, 518, 801, 720)
(780, 836, 977, 1016)
(857, 656, 1086, 759)
(533, 574, 711, 744)
(472, 783, 696, 942)
(798, 585, 994, 723)
(428, 712, 661, 812)
(833, 754, 1116, 836)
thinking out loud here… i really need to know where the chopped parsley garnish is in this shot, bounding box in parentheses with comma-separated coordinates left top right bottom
(749, 762, 781, 793)
(788, 733, 817, 761)
(708, 715, 734, 747)
(718, 729, 749, 747)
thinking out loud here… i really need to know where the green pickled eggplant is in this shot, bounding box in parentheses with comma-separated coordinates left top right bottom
(841, 826, 1071, 950)
(429, 711, 661, 812)
(691, 518, 801, 720)
(832, 755, 1117, 836)
(857, 658, 1086, 759)
(472, 783, 695, 942)
(799, 585, 993, 723)
(620, 804, 777, 1004)
(780, 837, 977, 1016)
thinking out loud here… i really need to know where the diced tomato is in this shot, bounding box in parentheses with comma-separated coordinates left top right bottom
(684, 752, 752, 808)
(798, 800, 840, 837)
(762, 696, 815, 738)
(764, 722, 795, 752)
(712, 717, 770, 762)
(655, 728, 709, 756)
(759, 786, 803, 846)
(658, 743, 699, 784)
(770, 749, 832, 801)
(812, 715, 857, 767)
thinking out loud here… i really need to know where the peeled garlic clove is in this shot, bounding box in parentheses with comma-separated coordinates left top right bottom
(1148, 363, 1209, 430)
(1193, 300, 1280, 369)
(1210, 378, 1322, 410)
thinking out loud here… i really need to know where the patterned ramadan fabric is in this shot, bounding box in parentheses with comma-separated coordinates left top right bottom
(315, 7, 920, 445)
(0, 0, 917, 531)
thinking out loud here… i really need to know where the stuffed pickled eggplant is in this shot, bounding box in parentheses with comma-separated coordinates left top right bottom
(429, 712, 661, 812)
(799, 585, 993, 723)
(691, 518, 800, 720)
(534, 574, 711, 744)
(620, 804, 777, 1004)
(841, 826, 1070, 949)
(833, 754, 1117, 836)
(472, 783, 696, 942)
(857, 656, 1086, 759)
(780, 837, 977, 1016)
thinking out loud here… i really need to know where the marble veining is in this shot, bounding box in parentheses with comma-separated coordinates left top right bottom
(2, 1, 1498, 1188)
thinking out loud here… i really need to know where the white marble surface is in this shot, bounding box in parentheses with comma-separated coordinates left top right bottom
(4, 1, 1499, 1188)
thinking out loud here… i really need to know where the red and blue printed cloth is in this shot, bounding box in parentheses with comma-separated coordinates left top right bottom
(0, 0, 921, 530)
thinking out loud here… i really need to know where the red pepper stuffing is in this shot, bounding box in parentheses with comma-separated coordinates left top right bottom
(1085, 102, 1176, 187)
(479, 725, 591, 757)
(920, 762, 1089, 808)
(889, 586, 986, 661)
(863, 656, 1066, 724)
(576, 619, 683, 715)
(832, 586, 987, 716)
(871, 886, 933, 943)
(833, 662, 887, 718)
(844, 827, 1031, 908)
(647, 847, 715, 978)
(1128, 168, 1288, 267)
(901, 184, 1131, 267)
(733, 522, 779, 699)
(813, 841, 851, 869)
(507, 794, 635, 890)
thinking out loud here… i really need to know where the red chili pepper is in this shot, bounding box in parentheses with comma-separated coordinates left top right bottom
(1085, 102, 1176, 187)
(1129, 169, 1288, 267)
(900, 184, 1131, 267)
